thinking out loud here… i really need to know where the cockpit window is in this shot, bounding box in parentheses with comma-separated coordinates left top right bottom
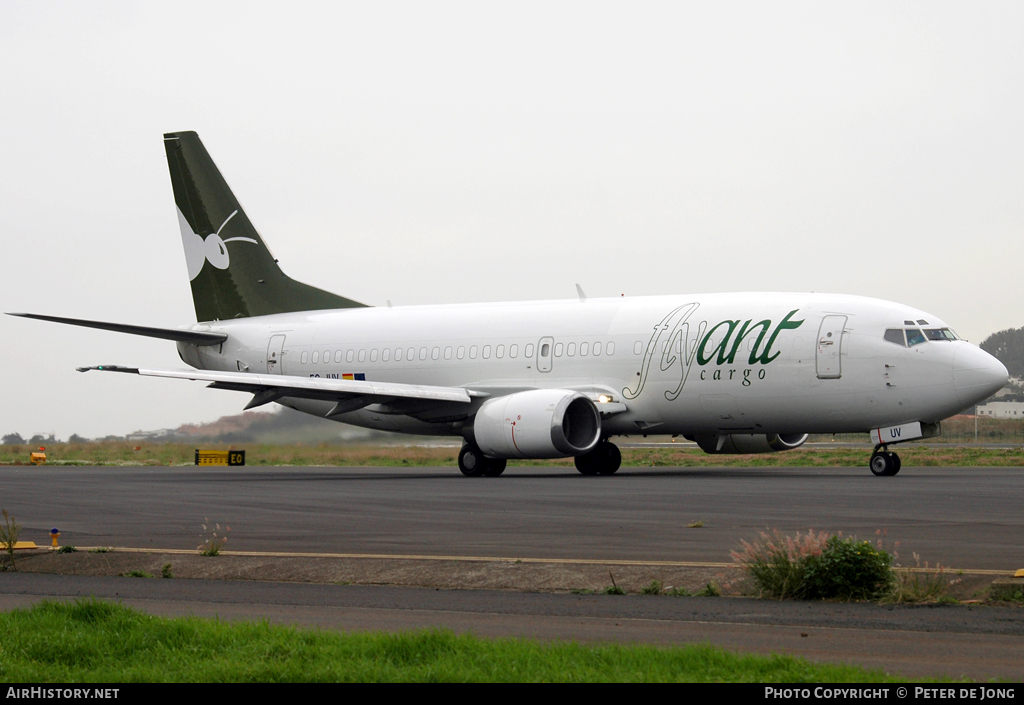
(924, 328, 958, 341)
(905, 328, 927, 347)
(884, 329, 906, 346)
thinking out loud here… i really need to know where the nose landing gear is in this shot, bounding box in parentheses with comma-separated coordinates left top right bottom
(869, 445, 901, 476)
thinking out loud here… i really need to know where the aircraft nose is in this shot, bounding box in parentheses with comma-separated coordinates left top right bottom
(952, 344, 1008, 408)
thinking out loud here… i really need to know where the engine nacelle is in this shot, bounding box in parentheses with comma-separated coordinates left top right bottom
(692, 433, 809, 454)
(473, 389, 602, 459)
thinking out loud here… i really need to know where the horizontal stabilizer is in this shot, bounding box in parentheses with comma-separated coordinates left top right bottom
(8, 313, 227, 346)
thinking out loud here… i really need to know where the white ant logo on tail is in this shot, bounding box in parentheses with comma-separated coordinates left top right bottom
(177, 208, 258, 281)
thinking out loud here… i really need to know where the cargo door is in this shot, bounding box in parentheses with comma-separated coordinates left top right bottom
(267, 334, 286, 374)
(816, 316, 847, 379)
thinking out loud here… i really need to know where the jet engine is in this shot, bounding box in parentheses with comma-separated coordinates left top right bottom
(473, 389, 602, 459)
(690, 433, 809, 454)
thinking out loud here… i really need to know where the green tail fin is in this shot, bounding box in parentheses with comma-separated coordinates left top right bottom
(164, 131, 366, 321)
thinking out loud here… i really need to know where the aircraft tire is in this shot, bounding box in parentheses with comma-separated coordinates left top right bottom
(869, 451, 896, 477)
(483, 458, 507, 477)
(575, 452, 599, 475)
(595, 442, 622, 475)
(890, 453, 901, 475)
(458, 444, 487, 477)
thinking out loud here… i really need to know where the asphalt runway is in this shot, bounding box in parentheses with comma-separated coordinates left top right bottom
(0, 465, 1021, 570)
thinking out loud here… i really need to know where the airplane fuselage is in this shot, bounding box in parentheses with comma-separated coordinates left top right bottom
(176, 291, 1002, 440)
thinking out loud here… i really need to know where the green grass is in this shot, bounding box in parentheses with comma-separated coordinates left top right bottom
(3, 440, 1024, 468)
(0, 599, 911, 683)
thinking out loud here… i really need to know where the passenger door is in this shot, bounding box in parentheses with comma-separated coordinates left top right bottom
(267, 334, 286, 374)
(816, 316, 847, 379)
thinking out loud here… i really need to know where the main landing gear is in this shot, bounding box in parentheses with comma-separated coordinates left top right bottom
(458, 443, 506, 477)
(575, 441, 622, 476)
(869, 445, 901, 476)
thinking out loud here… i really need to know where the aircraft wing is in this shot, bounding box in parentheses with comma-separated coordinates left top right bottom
(77, 365, 480, 417)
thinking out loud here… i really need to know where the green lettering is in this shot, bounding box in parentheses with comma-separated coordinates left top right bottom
(697, 320, 739, 365)
(755, 309, 804, 364)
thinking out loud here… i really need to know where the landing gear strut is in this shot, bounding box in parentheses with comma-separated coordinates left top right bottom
(575, 441, 622, 476)
(869, 445, 901, 476)
(458, 443, 506, 477)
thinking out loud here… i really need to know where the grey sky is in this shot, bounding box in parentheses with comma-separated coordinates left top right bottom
(2, 2, 1022, 439)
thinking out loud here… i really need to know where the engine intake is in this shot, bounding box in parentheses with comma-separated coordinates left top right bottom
(692, 433, 809, 454)
(473, 389, 602, 459)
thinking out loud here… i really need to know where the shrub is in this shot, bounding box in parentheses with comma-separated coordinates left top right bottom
(802, 536, 894, 600)
(732, 529, 894, 600)
(1, 509, 22, 570)
(198, 520, 230, 556)
(886, 554, 957, 604)
(731, 529, 830, 599)
(641, 580, 663, 595)
(696, 582, 721, 597)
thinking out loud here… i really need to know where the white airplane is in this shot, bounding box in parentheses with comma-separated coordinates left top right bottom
(10, 131, 1008, 477)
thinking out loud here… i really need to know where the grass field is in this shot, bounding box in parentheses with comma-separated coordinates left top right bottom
(2, 440, 1024, 468)
(0, 599, 916, 683)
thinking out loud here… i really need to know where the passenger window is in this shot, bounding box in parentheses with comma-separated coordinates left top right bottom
(884, 329, 906, 347)
(407, 347, 415, 361)
(580, 342, 589, 356)
(470, 345, 478, 359)
(905, 329, 927, 347)
(323, 350, 330, 363)
(419, 347, 428, 361)
(301, 351, 308, 364)
(346, 350, 354, 363)
(482, 345, 491, 359)
(335, 350, 343, 363)
(457, 346, 465, 359)
(496, 344, 504, 359)
(593, 341, 602, 356)
(382, 348, 390, 362)
(538, 343, 547, 357)
(444, 346, 452, 360)
(567, 342, 576, 357)
(633, 341, 643, 355)
(431, 347, 440, 360)
(554, 342, 564, 357)
(312, 351, 319, 364)
(370, 349, 378, 362)
(509, 344, 518, 358)
(395, 348, 403, 361)
(358, 349, 366, 362)
(607, 342, 615, 355)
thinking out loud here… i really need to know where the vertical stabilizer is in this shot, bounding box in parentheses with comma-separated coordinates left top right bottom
(164, 131, 366, 321)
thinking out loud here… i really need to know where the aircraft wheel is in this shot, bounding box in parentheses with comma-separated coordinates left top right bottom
(890, 453, 902, 476)
(575, 452, 599, 475)
(483, 458, 507, 477)
(595, 442, 622, 475)
(869, 451, 896, 477)
(458, 444, 487, 477)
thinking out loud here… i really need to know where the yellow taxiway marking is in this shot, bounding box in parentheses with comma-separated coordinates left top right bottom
(62, 546, 1017, 575)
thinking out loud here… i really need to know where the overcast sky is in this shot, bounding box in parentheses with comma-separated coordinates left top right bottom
(2, 2, 1022, 440)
